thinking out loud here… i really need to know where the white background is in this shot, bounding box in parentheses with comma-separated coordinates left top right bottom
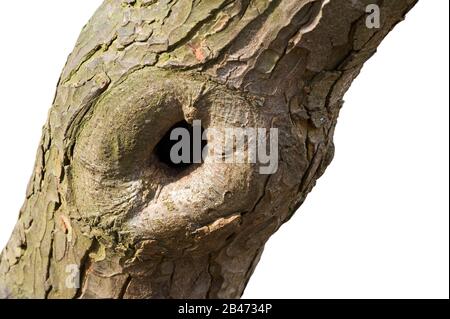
(0, 1, 448, 299)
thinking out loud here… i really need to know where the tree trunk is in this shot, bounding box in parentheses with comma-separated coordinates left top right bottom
(0, 0, 416, 299)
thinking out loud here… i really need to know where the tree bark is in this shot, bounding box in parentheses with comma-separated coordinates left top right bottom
(0, 0, 417, 299)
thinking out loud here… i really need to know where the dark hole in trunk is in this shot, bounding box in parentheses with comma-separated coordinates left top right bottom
(154, 120, 207, 172)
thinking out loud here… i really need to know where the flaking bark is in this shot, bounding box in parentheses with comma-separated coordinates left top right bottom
(0, 0, 417, 299)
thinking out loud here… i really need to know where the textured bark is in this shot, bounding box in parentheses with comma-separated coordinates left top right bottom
(0, 0, 416, 299)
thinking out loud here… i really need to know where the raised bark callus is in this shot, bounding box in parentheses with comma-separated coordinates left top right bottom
(0, 0, 416, 299)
